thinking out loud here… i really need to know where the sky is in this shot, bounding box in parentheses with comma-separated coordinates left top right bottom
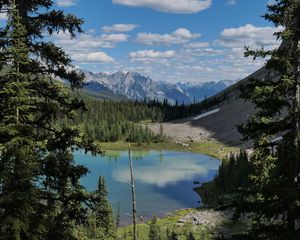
(1, 0, 282, 83)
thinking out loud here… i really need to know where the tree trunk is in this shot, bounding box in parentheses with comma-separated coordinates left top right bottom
(287, 24, 300, 231)
(129, 148, 138, 240)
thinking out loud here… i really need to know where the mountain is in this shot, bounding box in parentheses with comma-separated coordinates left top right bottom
(177, 80, 235, 102)
(83, 70, 236, 104)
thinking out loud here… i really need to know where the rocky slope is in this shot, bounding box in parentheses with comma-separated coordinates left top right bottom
(150, 67, 271, 148)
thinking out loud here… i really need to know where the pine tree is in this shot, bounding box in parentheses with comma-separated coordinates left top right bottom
(93, 176, 115, 238)
(0, 0, 101, 239)
(0, 3, 44, 239)
(228, 0, 300, 239)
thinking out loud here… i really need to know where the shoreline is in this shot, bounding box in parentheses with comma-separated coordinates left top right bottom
(97, 140, 238, 160)
(117, 207, 247, 239)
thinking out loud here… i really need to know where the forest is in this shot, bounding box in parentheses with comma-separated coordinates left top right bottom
(197, 151, 252, 207)
(55, 94, 226, 144)
(56, 97, 165, 143)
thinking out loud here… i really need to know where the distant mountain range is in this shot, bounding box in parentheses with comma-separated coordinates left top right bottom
(83, 70, 236, 104)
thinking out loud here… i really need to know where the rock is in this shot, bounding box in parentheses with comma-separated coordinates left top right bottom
(177, 209, 232, 228)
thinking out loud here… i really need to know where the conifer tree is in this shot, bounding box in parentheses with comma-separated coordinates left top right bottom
(93, 176, 115, 238)
(0, 3, 44, 239)
(0, 0, 101, 239)
(227, 0, 300, 239)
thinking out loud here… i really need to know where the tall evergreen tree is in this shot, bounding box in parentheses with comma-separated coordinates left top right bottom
(0, 0, 101, 239)
(226, 0, 300, 239)
(93, 176, 114, 238)
(0, 3, 44, 239)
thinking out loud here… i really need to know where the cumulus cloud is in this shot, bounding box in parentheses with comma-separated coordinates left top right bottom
(129, 50, 175, 58)
(112, 0, 212, 14)
(55, 32, 129, 50)
(216, 24, 282, 49)
(100, 33, 129, 44)
(184, 41, 210, 48)
(56, 0, 78, 7)
(73, 52, 114, 63)
(137, 28, 201, 45)
(102, 23, 138, 33)
(53, 32, 122, 64)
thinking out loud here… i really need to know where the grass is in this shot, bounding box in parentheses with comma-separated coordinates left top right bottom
(117, 209, 213, 240)
(97, 140, 238, 160)
(117, 208, 249, 240)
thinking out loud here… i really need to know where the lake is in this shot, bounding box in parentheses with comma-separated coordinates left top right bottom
(75, 150, 220, 225)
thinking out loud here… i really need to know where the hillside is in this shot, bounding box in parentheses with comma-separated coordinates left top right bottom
(150, 67, 270, 148)
(82, 88, 125, 101)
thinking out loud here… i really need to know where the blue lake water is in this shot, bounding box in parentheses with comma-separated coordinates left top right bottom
(75, 150, 220, 225)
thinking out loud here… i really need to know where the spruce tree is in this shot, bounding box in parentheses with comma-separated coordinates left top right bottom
(228, 0, 300, 239)
(0, 3, 44, 239)
(93, 176, 115, 238)
(0, 0, 101, 239)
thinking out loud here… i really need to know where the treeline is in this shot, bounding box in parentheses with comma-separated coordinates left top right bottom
(56, 95, 230, 143)
(197, 150, 252, 206)
(56, 99, 166, 143)
(145, 93, 229, 121)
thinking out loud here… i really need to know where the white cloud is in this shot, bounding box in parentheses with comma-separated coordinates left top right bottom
(137, 28, 201, 45)
(53, 32, 120, 64)
(191, 65, 213, 72)
(102, 23, 138, 32)
(0, 12, 7, 20)
(112, 0, 212, 14)
(184, 41, 210, 48)
(129, 50, 176, 58)
(73, 52, 114, 63)
(188, 48, 224, 57)
(100, 33, 129, 44)
(216, 24, 282, 49)
(56, 0, 78, 7)
(55, 32, 129, 50)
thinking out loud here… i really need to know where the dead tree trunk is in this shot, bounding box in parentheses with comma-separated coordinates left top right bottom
(129, 148, 138, 240)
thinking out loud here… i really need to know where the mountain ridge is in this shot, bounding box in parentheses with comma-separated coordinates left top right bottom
(83, 70, 236, 104)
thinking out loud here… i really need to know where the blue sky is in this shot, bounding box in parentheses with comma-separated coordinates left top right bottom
(1, 0, 281, 83)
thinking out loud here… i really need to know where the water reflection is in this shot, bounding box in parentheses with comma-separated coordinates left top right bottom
(75, 150, 220, 224)
(113, 159, 209, 187)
